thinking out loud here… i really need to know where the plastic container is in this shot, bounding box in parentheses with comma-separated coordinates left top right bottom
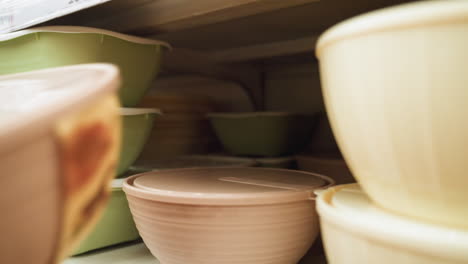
(0, 26, 170, 106)
(317, 184, 468, 264)
(0, 64, 120, 264)
(316, 0, 468, 228)
(117, 108, 160, 176)
(74, 179, 140, 255)
(296, 153, 355, 184)
(208, 112, 317, 157)
(123, 167, 334, 264)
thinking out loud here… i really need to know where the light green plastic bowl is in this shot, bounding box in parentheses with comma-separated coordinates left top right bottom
(0, 26, 170, 107)
(208, 112, 318, 157)
(118, 108, 160, 176)
(74, 179, 139, 255)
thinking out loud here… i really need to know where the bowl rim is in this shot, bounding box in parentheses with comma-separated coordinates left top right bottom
(123, 167, 335, 206)
(316, 0, 468, 57)
(0, 26, 171, 48)
(317, 184, 468, 261)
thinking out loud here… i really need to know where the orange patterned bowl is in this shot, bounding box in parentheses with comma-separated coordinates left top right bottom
(0, 64, 121, 264)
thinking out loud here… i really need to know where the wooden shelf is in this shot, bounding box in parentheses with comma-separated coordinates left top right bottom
(65, 242, 328, 264)
(56, 0, 319, 35)
(55, 0, 412, 52)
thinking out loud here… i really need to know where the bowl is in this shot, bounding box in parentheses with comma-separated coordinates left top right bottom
(208, 112, 317, 157)
(73, 179, 140, 255)
(296, 153, 355, 184)
(316, 1, 468, 228)
(117, 108, 160, 176)
(0, 26, 170, 107)
(123, 167, 334, 264)
(317, 184, 468, 264)
(0, 64, 120, 264)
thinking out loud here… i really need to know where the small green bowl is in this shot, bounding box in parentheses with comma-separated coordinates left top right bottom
(73, 179, 139, 255)
(208, 112, 317, 157)
(0, 26, 170, 107)
(117, 108, 160, 176)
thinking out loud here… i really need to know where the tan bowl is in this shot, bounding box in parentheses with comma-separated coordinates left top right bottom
(317, 0, 468, 228)
(123, 167, 334, 264)
(0, 64, 120, 264)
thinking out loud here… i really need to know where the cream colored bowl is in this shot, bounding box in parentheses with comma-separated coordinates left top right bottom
(0, 64, 120, 264)
(316, 0, 468, 228)
(317, 184, 468, 264)
(123, 167, 334, 264)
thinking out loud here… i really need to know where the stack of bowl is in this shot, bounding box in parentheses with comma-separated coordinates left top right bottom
(136, 91, 221, 162)
(207, 112, 317, 168)
(0, 26, 171, 254)
(315, 1, 468, 263)
(0, 25, 170, 176)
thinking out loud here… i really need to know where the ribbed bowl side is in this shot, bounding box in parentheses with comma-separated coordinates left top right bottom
(126, 195, 318, 264)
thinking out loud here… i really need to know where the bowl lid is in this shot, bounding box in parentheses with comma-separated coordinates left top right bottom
(124, 167, 334, 205)
(0, 63, 119, 154)
(0, 26, 171, 48)
(316, 0, 468, 57)
(317, 184, 468, 261)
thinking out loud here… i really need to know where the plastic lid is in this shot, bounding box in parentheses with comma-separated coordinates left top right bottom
(124, 167, 334, 205)
(0, 64, 119, 154)
(0, 26, 171, 48)
(316, 0, 468, 57)
(317, 184, 468, 261)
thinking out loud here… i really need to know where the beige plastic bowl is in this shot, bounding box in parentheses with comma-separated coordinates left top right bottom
(0, 64, 121, 264)
(317, 184, 468, 264)
(317, 0, 468, 228)
(123, 167, 334, 264)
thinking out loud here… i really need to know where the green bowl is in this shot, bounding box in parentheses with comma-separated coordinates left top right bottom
(74, 179, 139, 255)
(208, 112, 317, 157)
(117, 108, 160, 176)
(0, 26, 170, 107)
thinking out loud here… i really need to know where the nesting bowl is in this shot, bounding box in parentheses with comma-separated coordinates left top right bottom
(117, 108, 160, 176)
(208, 112, 317, 157)
(317, 184, 468, 264)
(0, 26, 170, 106)
(317, 0, 468, 228)
(74, 179, 139, 254)
(0, 64, 120, 263)
(123, 167, 333, 264)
